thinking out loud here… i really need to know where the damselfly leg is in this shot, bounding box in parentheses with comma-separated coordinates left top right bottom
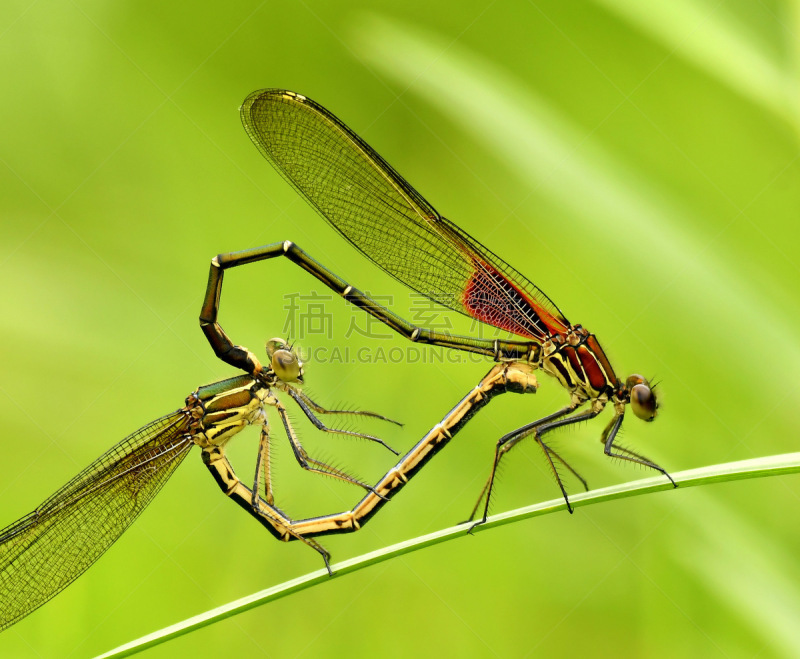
(282, 387, 400, 455)
(601, 414, 676, 485)
(465, 400, 590, 525)
(272, 398, 390, 497)
(468, 403, 679, 529)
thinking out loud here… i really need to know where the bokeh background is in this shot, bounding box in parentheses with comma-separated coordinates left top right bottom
(2, 1, 800, 657)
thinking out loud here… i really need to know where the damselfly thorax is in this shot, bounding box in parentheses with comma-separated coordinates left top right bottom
(537, 325, 657, 420)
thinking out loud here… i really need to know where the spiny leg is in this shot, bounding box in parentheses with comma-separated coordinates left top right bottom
(601, 414, 676, 487)
(546, 444, 589, 491)
(289, 387, 402, 427)
(275, 401, 387, 499)
(534, 435, 585, 512)
(523, 408, 606, 509)
(252, 418, 275, 507)
(467, 439, 587, 525)
(283, 387, 399, 455)
(469, 403, 597, 530)
(466, 403, 579, 525)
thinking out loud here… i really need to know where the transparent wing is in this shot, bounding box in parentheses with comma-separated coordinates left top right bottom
(241, 89, 570, 341)
(0, 410, 193, 631)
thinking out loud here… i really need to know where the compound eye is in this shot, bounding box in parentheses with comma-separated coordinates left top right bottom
(625, 374, 648, 389)
(266, 337, 288, 358)
(271, 349, 301, 382)
(630, 383, 657, 422)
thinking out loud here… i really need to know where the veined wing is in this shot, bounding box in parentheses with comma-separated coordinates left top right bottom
(241, 89, 570, 341)
(0, 410, 193, 631)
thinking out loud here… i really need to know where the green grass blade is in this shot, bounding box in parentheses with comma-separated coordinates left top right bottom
(94, 452, 800, 659)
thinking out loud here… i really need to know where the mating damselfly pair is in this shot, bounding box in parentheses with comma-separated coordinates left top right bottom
(0, 89, 672, 631)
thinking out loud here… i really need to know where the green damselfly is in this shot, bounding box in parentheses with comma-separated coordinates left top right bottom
(0, 339, 400, 630)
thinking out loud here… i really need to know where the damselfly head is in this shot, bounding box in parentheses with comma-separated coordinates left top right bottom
(626, 374, 658, 422)
(266, 337, 304, 383)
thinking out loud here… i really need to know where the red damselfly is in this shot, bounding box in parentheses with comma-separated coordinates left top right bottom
(202, 89, 675, 537)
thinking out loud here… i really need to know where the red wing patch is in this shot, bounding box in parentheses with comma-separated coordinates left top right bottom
(462, 259, 568, 340)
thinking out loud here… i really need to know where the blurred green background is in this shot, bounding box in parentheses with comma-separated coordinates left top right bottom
(2, 0, 800, 656)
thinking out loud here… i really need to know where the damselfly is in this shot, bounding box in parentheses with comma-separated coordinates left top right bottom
(206, 89, 676, 535)
(0, 339, 400, 630)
